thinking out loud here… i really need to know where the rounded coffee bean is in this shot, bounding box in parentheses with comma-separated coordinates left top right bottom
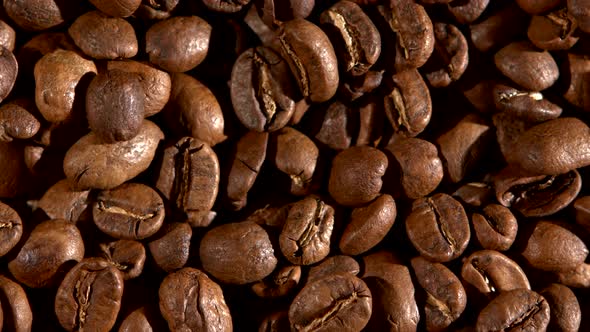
(55, 258, 124, 332)
(202, 0, 250, 13)
(494, 41, 559, 91)
(4, 0, 69, 30)
(568, 0, 590, 33)
(68, 11, 138, 59)
(148, 222, 192, 273)
(0, 20, 15, 51)
(540, 283, 581, 332)
(9, 219, 84, 288)
(159, 268, 233, 332)
(0, 101, 41, 142)
(119, 307, 155, 332)
(329, 146, 388, 206)
(201, 221, 277, 284)
(452, 182, 494, 207)
(448, 0, 489, 24)
(251, 265, 301, 298)
(308, 255, 360, 283)
(472, 204, 518, 251)
(289, 273, 372, 332)
(528, 9, 579, 51)
(279, 196, 334, 265)
(476, 289, 550, 332)
(469, 4, 529, 53)
(37, 179, 90, 223)
(277, 19, 339, 103)
(0, 275, 33, 332)
(90, 0, 142, 17)
(86, 69, 145, 143)
(0, 47, 17, 104)
(101, 239, 146, 280)
(339, 194, 396, 256)
(493, 84, 562, 122)
(561, 53, 590, 111)
(256, 0, 314, 23)
(517, 0, 562, 14)
(423, 22, 468, 88)
(405, 193, 470, 262)
(146, 16, 211, 72)
(0, 201, 22, 257)
(64, 120, 164, 190)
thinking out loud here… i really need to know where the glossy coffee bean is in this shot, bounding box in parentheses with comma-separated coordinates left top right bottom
(472, 204, 518, 251)
(469, 3, 529, 53)
(528, 8, 579, 51)
(100, 239, 146, 280)
(308, 255, 360, 283)
(202, 0, 250, 13)
(0, 275, 33, 332)
(148, 222, 192, 273)
(0, 20, 15, 51)
(90, 0, 142, 17)
(3, 0, 72, 31)
(0, 47, 17, 104)
(0, 201, 22, 257)
(251, 265, 301, 298)
(540, 283, 581, 332)
(493, 84, 562, 122)
(37, 179, 90, 223)
(568, 0, 590, 33)
(0, 100, 41, 142)
(448, 0, 490, 24)
(423, 22, 468, 88)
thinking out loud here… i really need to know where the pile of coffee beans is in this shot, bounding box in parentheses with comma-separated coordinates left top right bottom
(1, 0, 590, 330)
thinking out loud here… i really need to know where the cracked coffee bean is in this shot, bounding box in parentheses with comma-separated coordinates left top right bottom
(493, 84, 562, 122)
(423, 22, 469, 88)
(100, 239, 146, 280)
(0, 201, 22, 257)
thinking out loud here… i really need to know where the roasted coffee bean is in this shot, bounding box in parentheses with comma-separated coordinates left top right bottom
(448, 0, 490, 24)
(475, 289, 550, 332)
(159, 268, 233, 332)
(9, 219, 84, 288)
(271, 127, 319, 196)
(3, 0, 71, 31)
(69, 11, 138, 60)
(93, 183, 164, 240)
(540, 283, 581, 332)
(0, 20, 15, 51)
(64, 120, 164, 190)
(314, 101, 353, 151)
(163, 73, 226, 147)
(100, 239, 146, 280)
(251, 265, 301, 298)
(201, 221, 277, 284)
(107, 60, 171, 117)
(0, 101, 41, 142)
(90, 0, 142, 17)
(148, 222, 191, 273)
(146, 16, 212, 72)
(378, 0, 434, 70)
(155, 137, 219, 227)
(472, 204, 518, 251)
(277, 19, 339, 103)
(202, 0, 250, 13)
(230, 47, 298, 132)
(55, 257, 124, 332)
(0, 201, 22, 257)
(574, 195, 590, 232)
(289, 273, 371, 332)
(119, 307, 155, 332)
(36, 179, 90, 223)
(256, 0, 314, 24)
(568, 0, 590, 33)
(517, 0, 562, 14)
(493, 112, 533, 158)
(356, 100, 384, 147)
(308, 255, 360, 283)
(406, 193, 470, 262)
(384, 69, 432, 137)
(557, 263, 590, 288)
(0, 47, 17, 104)
(279, 196, 334, 265)
(329, 146, 388, 206)
(259, 311, 290, 332)
(411, 256, 467, 332)
(561, 53, 590, 111)
(423, 22, 468, 88)
(339, 70, 384, 101)
(493, 84, 562, 122)
(469, 3, 529, 53)
(494, 41, 559, 91)
(452, 182, 494, 207)
(0, 275, 32, 331)
(34, 49, 97, 123)
(86, 69, 145, 143)
(528, 8, 579, 51)
(339, 194, 396, 256)
(0, 141, 28, 198)
(520, 220, 588, 272)
(320, 1, 381, 76)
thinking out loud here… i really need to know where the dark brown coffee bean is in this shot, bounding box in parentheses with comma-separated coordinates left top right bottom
(461, 250, 530, 299)
(37, 179, 90, 223)
(423, 22, 468, 88)
(406, 193, 470, 262)
(0, 275, 32, 331)
(494, 41, 559, 91)
(202, 0, 250, 13)
(339, 194, 396, 256)
(0, 101, 41, 142)
(0, 47, 16, 104)
(329, 146, 388, 206)
(0, 142, 28, 198)
(557, 263, 590, 288)
(472, 204, 518, 251)
(561, 53, 590, 111)
(378, 0, 434, 70)
(55, 257, 124, 332)
(339, 70, 384, 101)
(86, 69, 144, 143)
(540, 283, 581, 332)
(259, 310, 290, 332)
(356, 100, 384, 147)
(314, 101, 353, 151)
(505, 117, 590, 175)
(271, 127, 319, 196)
(107, 60, 171, 117)
(568, 0, 590, 33)
(69, 11, 138, 60)
(9, 219, 84, 288)
(469, 3, 529, 53)
(448, 0, 490, 24)
(517, 0, 562, 14)
(384, 69, 432, 137)
(90, 0, 142, 17)
(385, 138, 443, 199)
(320, 0, 381, 76)
(0, 20, 15, 51)
(521, 220, 588, 272)
(64, 120, 164, 190)
(146, 16, 211, 72)
(159, 268, 233, 332)
(493, 112, 534, 159)
(230, 47, 298, 132)
(308, 255, 360, 283)
(493, 84, 562, 122)
(227, 131, 268, 210)
(3, 0, 70, 31)
(277, 19, 339, 103)
(528, 8, 579, 51)
(251, 265, 301, 298)
(279, 196, 334, 265)
(574, 195, 590, 232)
(475, 289, 550, 332)
(289, 273, 371, 332)
(452, 182, 494, 207)
(0, 201, 22, 257)
(411, 256, 467, 332)
(94, 183, 164, 240)
(148, 222, 192, 273)
(155, 137, 219, 227)
(162, 73, 227, 147)
(100, 239, 146, 280)
(256, 0, 314, 24)
(34, 49, 97, 123)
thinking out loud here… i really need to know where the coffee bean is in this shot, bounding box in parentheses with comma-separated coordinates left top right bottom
(574, 195, 590, 232)
(561, 53, 590, 111)
(472, 204, 518, 251)
(37, 179, 90, 223)
(55, 257, 124, 332)
(314, 101, 354, 151)
(475, 289, 550, 332)
(255, 0, 314, 24)
(289, 273, 372, 331)
(0, 142, 29, 198)
(568, 0, 590, 33)
(9, 219, 84, 288)
(89, 0, 142, 17)
(0, 201, 22, 257)
(448, 0, 490, 24)
(517, 0, 562, 14)
(423, 22, 469, 88)
(93, 183, 164, 240)
(540, 283, 581, 332)
(0, 100, 41, 142)
(0, 20, 15, 51)
(119, 307, 155, 332)
(148, 222, 192, 273)
(557, 263, 590, 288)
(146, 16, 211, 72)
(100, 239, 146, 280)
(64, 120, 164, 190)
(251, 265, 301, 298)
(68, 11, 138, 60)
(159, 268, 233, 332)
(259, 311, 290, 332)
(528, 8, 579, 51)
(308, 255, 360, 283)
(470, 3, 529, 53)
(0, 275, 33, 332)
(406, 193, 470, 262)
(279, 196, 334, 265)
(495, 41, 559, 91)
(3, 0, 72, 31)
(0, 47, 17, 104)
(202, 0, 250, 13)
(452, 182, 494, 207)
(493, 84, 562, 122)
(339, 70, 384, 101)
